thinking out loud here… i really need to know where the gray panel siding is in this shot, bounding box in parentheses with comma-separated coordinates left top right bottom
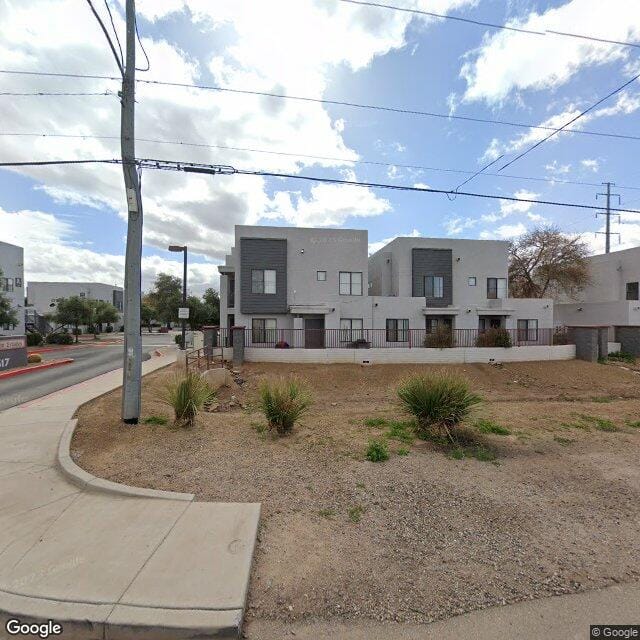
(240, 238, 288, 314)
(412, 248, 453, 306)
(615, 326, 640, 356)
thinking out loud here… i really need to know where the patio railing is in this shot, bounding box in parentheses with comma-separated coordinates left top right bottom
(214, 327, 570, 349)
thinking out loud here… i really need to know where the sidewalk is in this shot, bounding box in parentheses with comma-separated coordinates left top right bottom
(0, 352, 260, 639)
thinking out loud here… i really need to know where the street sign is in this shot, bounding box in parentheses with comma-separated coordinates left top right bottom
(178, 307, 190, 319)
(0, 335, 28, 372)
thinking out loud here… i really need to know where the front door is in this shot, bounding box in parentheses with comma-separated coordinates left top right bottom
(304, 317, 325, 348)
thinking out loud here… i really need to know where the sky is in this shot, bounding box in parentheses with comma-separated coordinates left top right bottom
(1, 0, 639, 294)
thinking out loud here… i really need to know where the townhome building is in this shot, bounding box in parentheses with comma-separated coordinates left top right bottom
(218, 225, 553, 348)
(0, 241, 25, 336)
(554, 246, 640, 331)
(27, 282, 124, 320)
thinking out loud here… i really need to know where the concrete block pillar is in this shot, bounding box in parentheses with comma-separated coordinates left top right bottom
(567, 326, 605, 362)
(597, 327, 608, 361)
(293, 316, 304, 349)
(202, 325, 218, 357)
(232, 326, 245, 366)
(615, 326, 640, 356)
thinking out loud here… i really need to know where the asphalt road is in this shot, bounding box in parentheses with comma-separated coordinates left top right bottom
(0, 333, 175, 411)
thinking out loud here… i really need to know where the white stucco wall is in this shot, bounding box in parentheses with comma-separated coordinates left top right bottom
(0, 241, 25, 336)
(27, 282, 124, 317)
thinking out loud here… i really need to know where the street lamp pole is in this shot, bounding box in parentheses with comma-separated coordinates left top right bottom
(169, 245, 187, 349)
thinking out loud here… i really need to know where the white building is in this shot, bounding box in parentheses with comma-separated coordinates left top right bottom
(0, 241, 25, 336)
(27, 282, 124, 319)
(554, 246, 640, 329)
(218, 225, 553, 348)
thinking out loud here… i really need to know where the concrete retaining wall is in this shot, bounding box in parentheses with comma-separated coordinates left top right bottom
(243, 345, 575, 364)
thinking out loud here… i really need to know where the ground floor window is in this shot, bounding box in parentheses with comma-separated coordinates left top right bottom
(386, 318, 409, 342)
(2, 323, 16, 331)
(340, 318, 363, 342)
(479, 316, 503, 331)
(426, 316, 452, 333)
(627, 281, 639, 301)
(252, 318, 277, 343)
(517, 319, 538, 341)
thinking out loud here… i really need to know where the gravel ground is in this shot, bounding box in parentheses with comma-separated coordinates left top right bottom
(72, 361, 640, 625)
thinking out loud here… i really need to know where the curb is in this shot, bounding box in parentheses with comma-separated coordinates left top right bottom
(0, 358, 74, 380)
(58, 418, 195, 502)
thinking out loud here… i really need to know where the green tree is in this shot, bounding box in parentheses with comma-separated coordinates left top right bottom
(146, 273, 182, 328)
(51, 296, 93, 342)
(92, 300, 120, 333)
(141, 298, 155, 333)
(0, 269, 18, 330)
(202, 287, 220, 325)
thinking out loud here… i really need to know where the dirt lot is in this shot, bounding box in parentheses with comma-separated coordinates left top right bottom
(72, 360, 640, 626)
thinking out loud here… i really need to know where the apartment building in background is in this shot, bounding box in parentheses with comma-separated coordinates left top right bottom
(27, 282, 124, 320)
(554, 246, 640, 330)
(0, 241, 25, 336)
(218, 225, 553, 347)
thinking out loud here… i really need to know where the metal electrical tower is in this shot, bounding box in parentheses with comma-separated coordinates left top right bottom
(596, 181, 621, 253)
(121, 0, 143, 423)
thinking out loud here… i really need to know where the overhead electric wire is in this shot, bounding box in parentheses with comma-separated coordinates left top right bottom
(1, 69, 639, 144)
(0, 91, 113, 96)
(498, 71, 640, 171)
(0, 159, 121, 167)
(4, 130, 640, 192)
(103, 0, 124, 69)
(84, 0, 124, 77)
(134, 14, 150, 71)
(448, 153, 504, 198)
(338, 0, 640, 49)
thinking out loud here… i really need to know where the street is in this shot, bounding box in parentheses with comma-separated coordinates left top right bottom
(0, 333, 175, 411)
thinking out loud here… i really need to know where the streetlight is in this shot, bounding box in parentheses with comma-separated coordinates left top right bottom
(168, 244, 187, 350)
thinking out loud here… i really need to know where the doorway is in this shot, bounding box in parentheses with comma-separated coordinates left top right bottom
(304, 317, 325, 349)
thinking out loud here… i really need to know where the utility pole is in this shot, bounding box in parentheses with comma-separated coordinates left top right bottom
(596, 181, 621, 254)
(121, 0, 143, 423)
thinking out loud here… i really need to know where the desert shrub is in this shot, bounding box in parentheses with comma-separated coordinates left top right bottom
(475, 327, 512, 348)
(143, 415, 168, 425)
(163, 371, 213, 427)
(105, 325, 114, 333)
(365, 439, 389, 462)
(46, 332, 73, 345)
(397, 372, 481, 439)
(27, 353, 42, 364)
(423, 325, 454, 348)
(26, 332, 43, 347)
(475, 418, 510, 435)
(174, 334, 184, 347)
(608, 351, 636, 364)
(259, 377, 312, 435)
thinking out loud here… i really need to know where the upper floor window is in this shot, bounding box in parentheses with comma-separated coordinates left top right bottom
(15, 277, 22, 288)
(79, 292, 86, 298)
(425, 275, 444, 299)
(626, 281, 639, 301)
(251, 269, 276, 294)
(468, 277, 476, 286)
(317, 270, 327, 281)
(487, 277, 507, 299)
(386, 318, 409, 342)
(1, 278, 14, 292)
(339, 271, 362, 296)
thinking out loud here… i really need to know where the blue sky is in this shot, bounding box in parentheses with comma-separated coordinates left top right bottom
(1, 0, 639, 293)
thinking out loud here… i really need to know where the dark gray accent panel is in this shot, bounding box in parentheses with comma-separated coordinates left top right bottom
(412, 248, 453, 306)
(615, 326, 640, 356)
(567, 326, 607, 362)
(240, 237, 287, 314)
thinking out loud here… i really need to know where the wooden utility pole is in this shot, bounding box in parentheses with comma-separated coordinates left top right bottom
(121, 0, 143, 423)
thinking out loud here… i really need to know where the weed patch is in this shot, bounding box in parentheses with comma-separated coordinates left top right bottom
(554, 436, 574, 446)
(396, 446, 410, 456)
(591, 396, 613, 403)
(364, 417, 387, 428)
(348, 505, 365, 523)
(386, 420, 416, 444)
(318, 508, 336, 519)
(475, 418, 510, 436)
(626, 420, 640, 429)
(365, 439, 389, 462)
(143, 415, 168, 426)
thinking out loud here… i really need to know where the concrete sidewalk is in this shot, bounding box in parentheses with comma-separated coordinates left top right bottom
(0, 352, 260, 639)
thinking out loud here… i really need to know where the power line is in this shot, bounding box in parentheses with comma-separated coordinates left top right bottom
(338, 0, 640, 49)
(2, 69, 639, 144)
(0, 159, 121, 167)
(103, 0, 124, 69)
(84, 0, 124, 77)
(498, 72, 640, 171)
(0, 91, 114, 97)
(134, 13, 150, 71)
(4, 130, 640, 192)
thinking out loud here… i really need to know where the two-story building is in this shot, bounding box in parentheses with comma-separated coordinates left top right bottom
(0, 241, 25, 336)
(218, 225, 553, 347)
(554, 246, 640, 330)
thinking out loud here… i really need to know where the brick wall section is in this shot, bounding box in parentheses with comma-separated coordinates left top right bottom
(567, 327, 601, 362)
(615, 326, 640, 356)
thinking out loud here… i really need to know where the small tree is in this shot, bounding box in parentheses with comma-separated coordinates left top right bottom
(509, 226, 591, 299)
(0, 269, 18, 330)
(202, 287, 220, 325)
(92, 300, 119, 333)
(52, 296, 93, 342)
(141, 300, 155, 332)
(146, 273, 182, 328)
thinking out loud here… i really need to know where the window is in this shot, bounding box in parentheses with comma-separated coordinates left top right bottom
(251, 269, 276, 294)
(517, 319, 538, 342)
(3, 323, 16, 331)
(487, 277, 507, 299)
(1, 278, 13, 293)
(15, 277, 22, 288)
(425, 275, 444, 299)
(626, 281, 639, 301)
(468, 277, 476, 286)
(79, 292, 86, 298)
(340, 318, 363, 342)
(339, 271, 362, 296)
(317, 270, 327, 281)
(228, 274, 235, 308)
(426, 317, 452, 333)
(252, 318, 277, 343)
(386, 319, 409, 342)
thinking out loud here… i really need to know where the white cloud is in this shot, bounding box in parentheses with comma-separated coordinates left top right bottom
(480, 222, 527, 240)
(369, 229, 421, 254)
(444, 216, 477, 235)
(461, 0, 640, 104)
(545, 160, 571, 176)
(481, 189, 539, 222)
(581, 158, 599, 172)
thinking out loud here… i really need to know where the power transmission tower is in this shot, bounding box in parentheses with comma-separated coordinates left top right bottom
(596, 181, 621, 253)
(121, 0, 143, 423)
